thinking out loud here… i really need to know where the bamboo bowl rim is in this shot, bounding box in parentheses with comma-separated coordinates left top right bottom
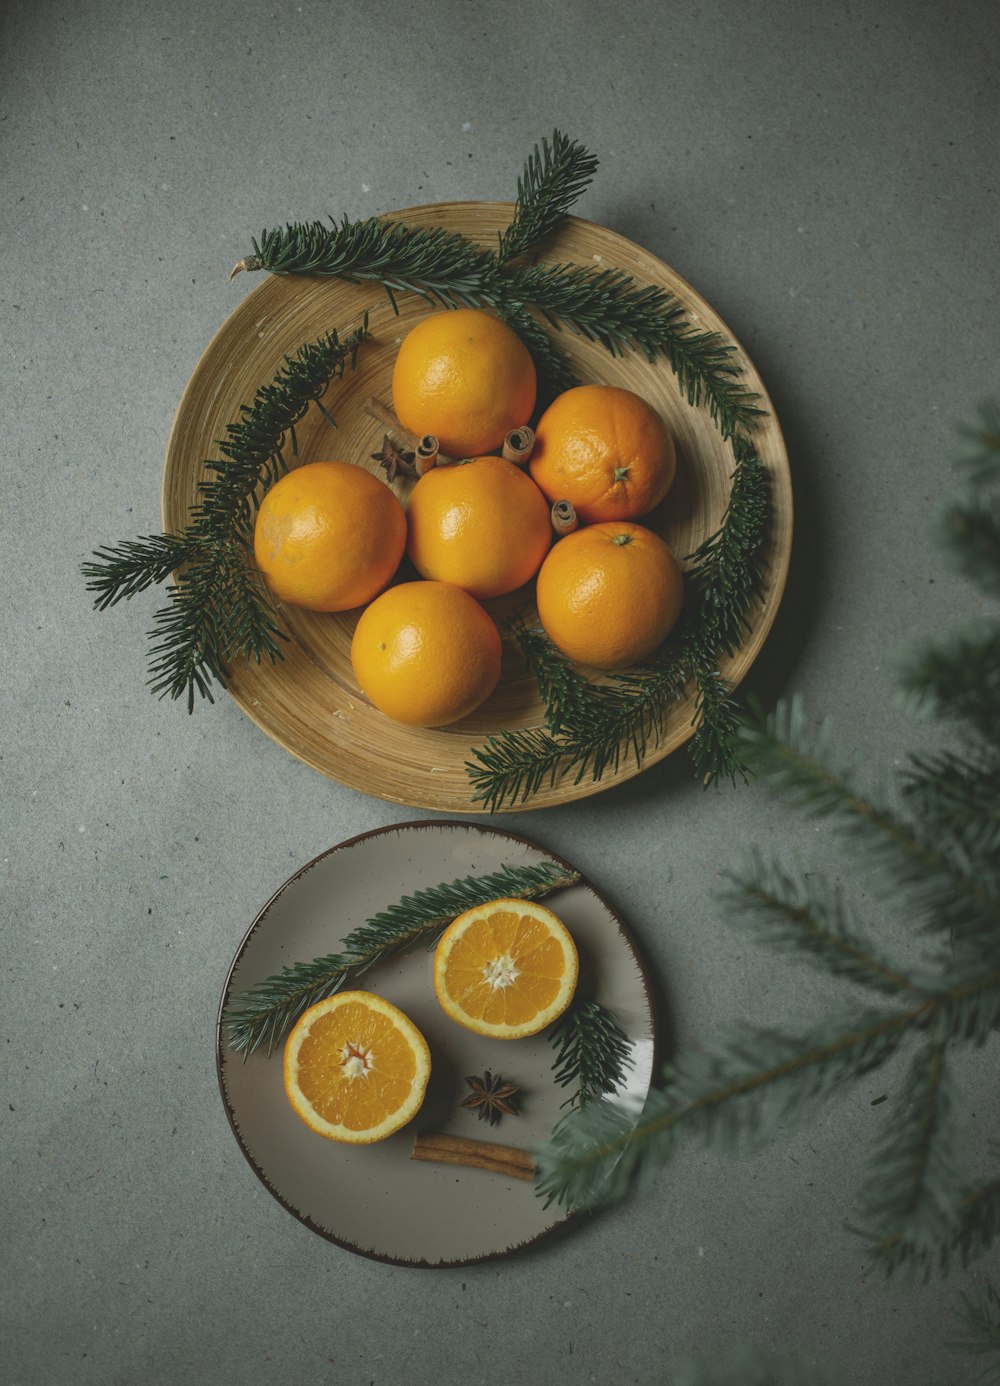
(162, 202, 792, 812)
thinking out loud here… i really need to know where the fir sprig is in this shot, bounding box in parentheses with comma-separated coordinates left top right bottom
(497, 130, 599, 264)
(82, 322, 368, 708)
(548, 999, 634, 1112)
(948, 1279, 1000, 1384)
(466, 653, 691, 812)
(221, 860, 580, 1058)
(738, 698, 1000, 956)
(234, 130, 764, 443)
(492, 300, 579, 397)
(683, 439, 771, 655)
(502, 260, 764, 440)
(231, 218, 497, 311)
(535, 410, 1000, 1286)
(466, 440, 770, 807)
(858, 1023, 965, 1277)
(903, 749, 1000, 832)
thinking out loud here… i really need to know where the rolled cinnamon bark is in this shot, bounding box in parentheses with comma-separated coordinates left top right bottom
(410, 1131, 535, 1182)
(502, 426, 535, 465)
(551, 499, 579, 536)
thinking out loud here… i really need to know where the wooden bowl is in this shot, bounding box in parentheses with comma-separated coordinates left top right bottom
(163, 202, 792, 812)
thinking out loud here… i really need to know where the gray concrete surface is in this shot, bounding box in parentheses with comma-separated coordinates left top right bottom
(3, 1, 998, 1382)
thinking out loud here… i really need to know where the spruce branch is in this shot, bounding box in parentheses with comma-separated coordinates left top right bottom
(192, 321, 370, 538)
(723, 857, 924, 997)
(858, 1024, 966, 1277)
(82, 533, 203, 610)
(231, 217, 497, 309)
(548, 999, 633, 1112)
(956, 401, 1000, 488)
(221, 860, 580, 1058)
(736, 698, 1000, 952)
(897, 623, 1000, 746)
(83, 321, 369, 708)
(937, 495, 1000, 600)
(683, 438, 771, 656)
(466, 653, 690, 811)
(686, 665, 747, 786)
(904, 749, 1000, 834)
(952, 1162, 1000, 1272)
(497, 129, 599, 264)
(502, 259, 764, 440)
(467, 442, 770, 805)
(876, 1155, 1000, 1279)
(948, 1280, 1000, 1385)
(535, 1005, 915, 1211)
(535, 963, 1000, 1212)
(493, 300, 579, 396)
(512, 621, 597, 736)
(465, 726, 573, 814)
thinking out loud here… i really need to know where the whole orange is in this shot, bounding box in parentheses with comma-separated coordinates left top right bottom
(406, 456, 552, 599)
(351, 580, 502, 727)
(535, 521, 684, 668)
(253, 461, 406, 612)
(529, 384, 676, 523)
(391, 308, 536, 458)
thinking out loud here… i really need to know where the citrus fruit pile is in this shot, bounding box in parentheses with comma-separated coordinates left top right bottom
(251, 305, 685, 727)
(282, 896, 581, 1145)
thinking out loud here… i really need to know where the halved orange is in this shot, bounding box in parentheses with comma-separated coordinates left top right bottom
(433, 899, 579, 1039)
(283, 991, 431, 1144)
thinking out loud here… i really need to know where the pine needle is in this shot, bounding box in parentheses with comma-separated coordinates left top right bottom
(548, 999, 633, 1111)
(221, 860, 580, 1059)
(948, 1280, 1000, 1384)
(82, 321, 368, 708)
(466, 441, 771, 808)
(535, 409, 1000, 1291)
(497, 129, 599, 263)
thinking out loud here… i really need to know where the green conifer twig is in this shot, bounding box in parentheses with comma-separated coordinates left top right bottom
(466, 439, 770, 805)
(497, 130, 599, 264)
(534, 966, 1000, 1212)
(548, 999, 634, 1112)
(947, 1279, 1000, 1384)
(82, 322, 369, 708)
(232, 131, 764, 443)
(221, 860, 580, 1058)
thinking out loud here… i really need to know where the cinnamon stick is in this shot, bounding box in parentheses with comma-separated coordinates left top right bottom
(361, 397, 456, 467)
(414, 435, 440, 476)
(410, 1131, 536, 1182)
(502, 426, 535, 464)
(551, 499, 578, 536)
(362, 396, 419, 451)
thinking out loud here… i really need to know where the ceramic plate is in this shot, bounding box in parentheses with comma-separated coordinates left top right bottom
(216, 820, 657, 1266)
(164, 202, 792, 812)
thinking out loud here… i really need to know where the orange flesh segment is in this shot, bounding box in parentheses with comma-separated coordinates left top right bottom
(293, 1000, 420, 1132)
(438, 907, 576, 1031)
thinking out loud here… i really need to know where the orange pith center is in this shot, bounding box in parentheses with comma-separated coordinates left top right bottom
(340, 1041, 374, 1079)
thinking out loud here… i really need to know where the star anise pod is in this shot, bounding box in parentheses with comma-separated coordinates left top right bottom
(371, 434, 417, 482)
(461, 1071, 521, 1127)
